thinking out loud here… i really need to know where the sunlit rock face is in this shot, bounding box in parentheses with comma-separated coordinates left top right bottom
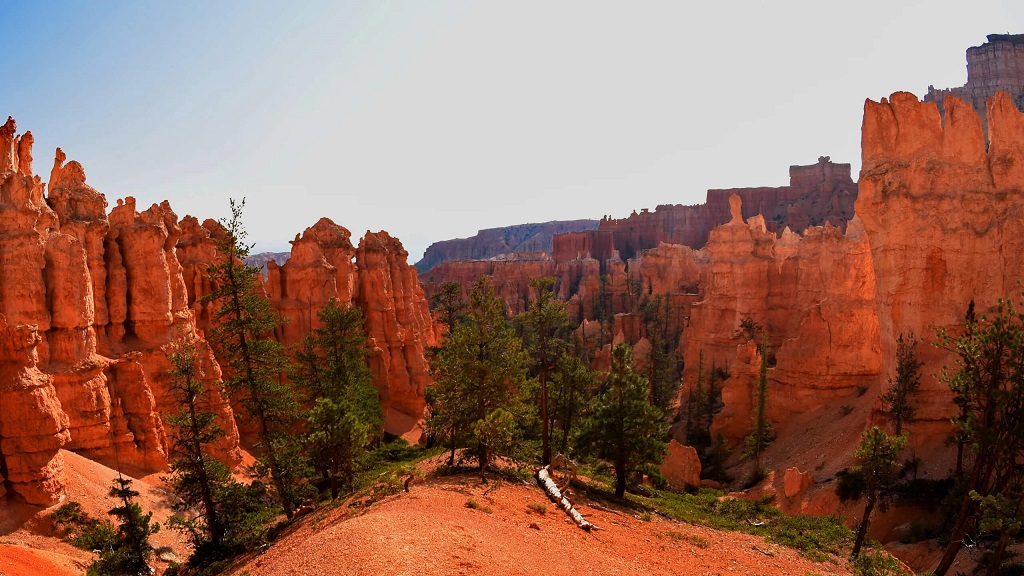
(856, 91, 1024, 450)
(0, 118, 239, 504)
(681, 193, 881, 444)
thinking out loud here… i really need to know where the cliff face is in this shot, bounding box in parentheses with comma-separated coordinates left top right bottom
(0, 118, 239, 504)
(682, 195, 881, 443)
(415, 219, 599, 273)
(180, 217, 437, 443)
(421, 256, 557, 316)
(422, 158, 857, 320)
(856, 91, 1024, 447)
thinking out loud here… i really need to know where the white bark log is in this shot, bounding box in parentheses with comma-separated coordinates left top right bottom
(536, 466, 595, 531)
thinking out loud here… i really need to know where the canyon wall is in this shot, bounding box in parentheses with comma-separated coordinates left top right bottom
(415, 219, 599, 273)
(856, 91, 1024, 449)
(591, 156, 857, 261)
(681, 195, 881, 443)
(422, 157, 857, 321)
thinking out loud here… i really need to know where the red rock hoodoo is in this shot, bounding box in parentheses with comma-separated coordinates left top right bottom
(178, 217, 437, 443)
(0, 118, 240, 504)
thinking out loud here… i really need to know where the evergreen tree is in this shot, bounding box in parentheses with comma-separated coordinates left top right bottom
(430, 281, 466, 334)
(550, 354, 597, 455)
(165, 334, 228, 553)
(685, 350, 709, 447)
(293, 299, 381, 498)
(933, 297, 1024, 575)
(850, 426, 907, 558)
(204, 198, 302, 519)
(428, 275, 529, 469)
(89, 477, 159, 576)
(164, 334, 274, 566)
(520, 277, 570, 465)
(636, 293, 682, 414)
(744, 333, 773, 478)
(577, 343, 667, 497)
(880, 332, 923, 435)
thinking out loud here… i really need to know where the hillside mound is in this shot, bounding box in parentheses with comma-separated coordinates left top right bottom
(229, 465, 850, 576)
(0, 449, 192, 575)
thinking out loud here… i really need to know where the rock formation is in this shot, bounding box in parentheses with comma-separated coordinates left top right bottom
(660, 440, 701, 490)
(421, 158, 856, 324)
(421, 255, 557, 316)
(415, 219, 598, 273)
(925, 34, 1024, 135)
(682, 195, 881, 443)
(0, 118, 240, 503)
(857, 91, 1024, 452)
(596, 157, 857, 261)
(179, 217, 437, 443)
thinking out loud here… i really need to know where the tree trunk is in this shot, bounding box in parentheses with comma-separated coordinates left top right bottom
(614, 456, 627, 498)
(932, 490, 973, 574)
(536, 466, 593, 531)
(851, 494, 876, 558)
(541, 370, 550, 466)
(986, 531, 1010, 576)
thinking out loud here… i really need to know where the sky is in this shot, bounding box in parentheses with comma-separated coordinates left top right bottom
(4, 1, 1024, 262)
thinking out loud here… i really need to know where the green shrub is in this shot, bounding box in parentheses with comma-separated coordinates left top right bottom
(464, 499, 492, 513)
(527, 503, 547, 515)
(850, 549, 910, 575)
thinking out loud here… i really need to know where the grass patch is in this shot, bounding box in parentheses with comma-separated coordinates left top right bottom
(527, 502, 547, 515)
(639, 511, 652, 522)
(465, 499, 492, 514)
(627, 488, 853, 562)
(659, 530, 710, 548)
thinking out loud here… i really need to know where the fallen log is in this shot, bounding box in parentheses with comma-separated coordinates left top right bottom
(536, 466, 595, 531)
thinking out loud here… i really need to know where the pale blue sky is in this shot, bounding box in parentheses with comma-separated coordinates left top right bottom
(4, 1, 1023, 260)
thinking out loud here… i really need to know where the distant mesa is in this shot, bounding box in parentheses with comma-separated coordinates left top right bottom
(925, 33, 1024, 134)
(245, 251, 290, 276)
(414, 219, 599, 273)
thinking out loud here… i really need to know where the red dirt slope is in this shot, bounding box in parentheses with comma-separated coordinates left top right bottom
(230, 470, 850, 576)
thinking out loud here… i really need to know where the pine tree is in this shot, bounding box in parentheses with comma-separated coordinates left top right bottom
(204, 198, 302, 519)
(164, 334, 275, 566)
(293, 299, 381, 498)
(165, 334, 229, 553)
(89, 477, 159, 576)
(851, 426, 907, 558)
(428, 275, 529, 470)
(880, 332, 923, 435)
(685, 350, 708, 446)
(430, 281, 466, 334)
(520, 277, 570, 465)
(551, 354, 597, 455)
(577, 343, 667, 497)
(744, 333, 773, 478)
(933, 297, 1024, 575)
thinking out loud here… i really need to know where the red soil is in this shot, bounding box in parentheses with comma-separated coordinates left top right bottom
(230, 464, 851, 576)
